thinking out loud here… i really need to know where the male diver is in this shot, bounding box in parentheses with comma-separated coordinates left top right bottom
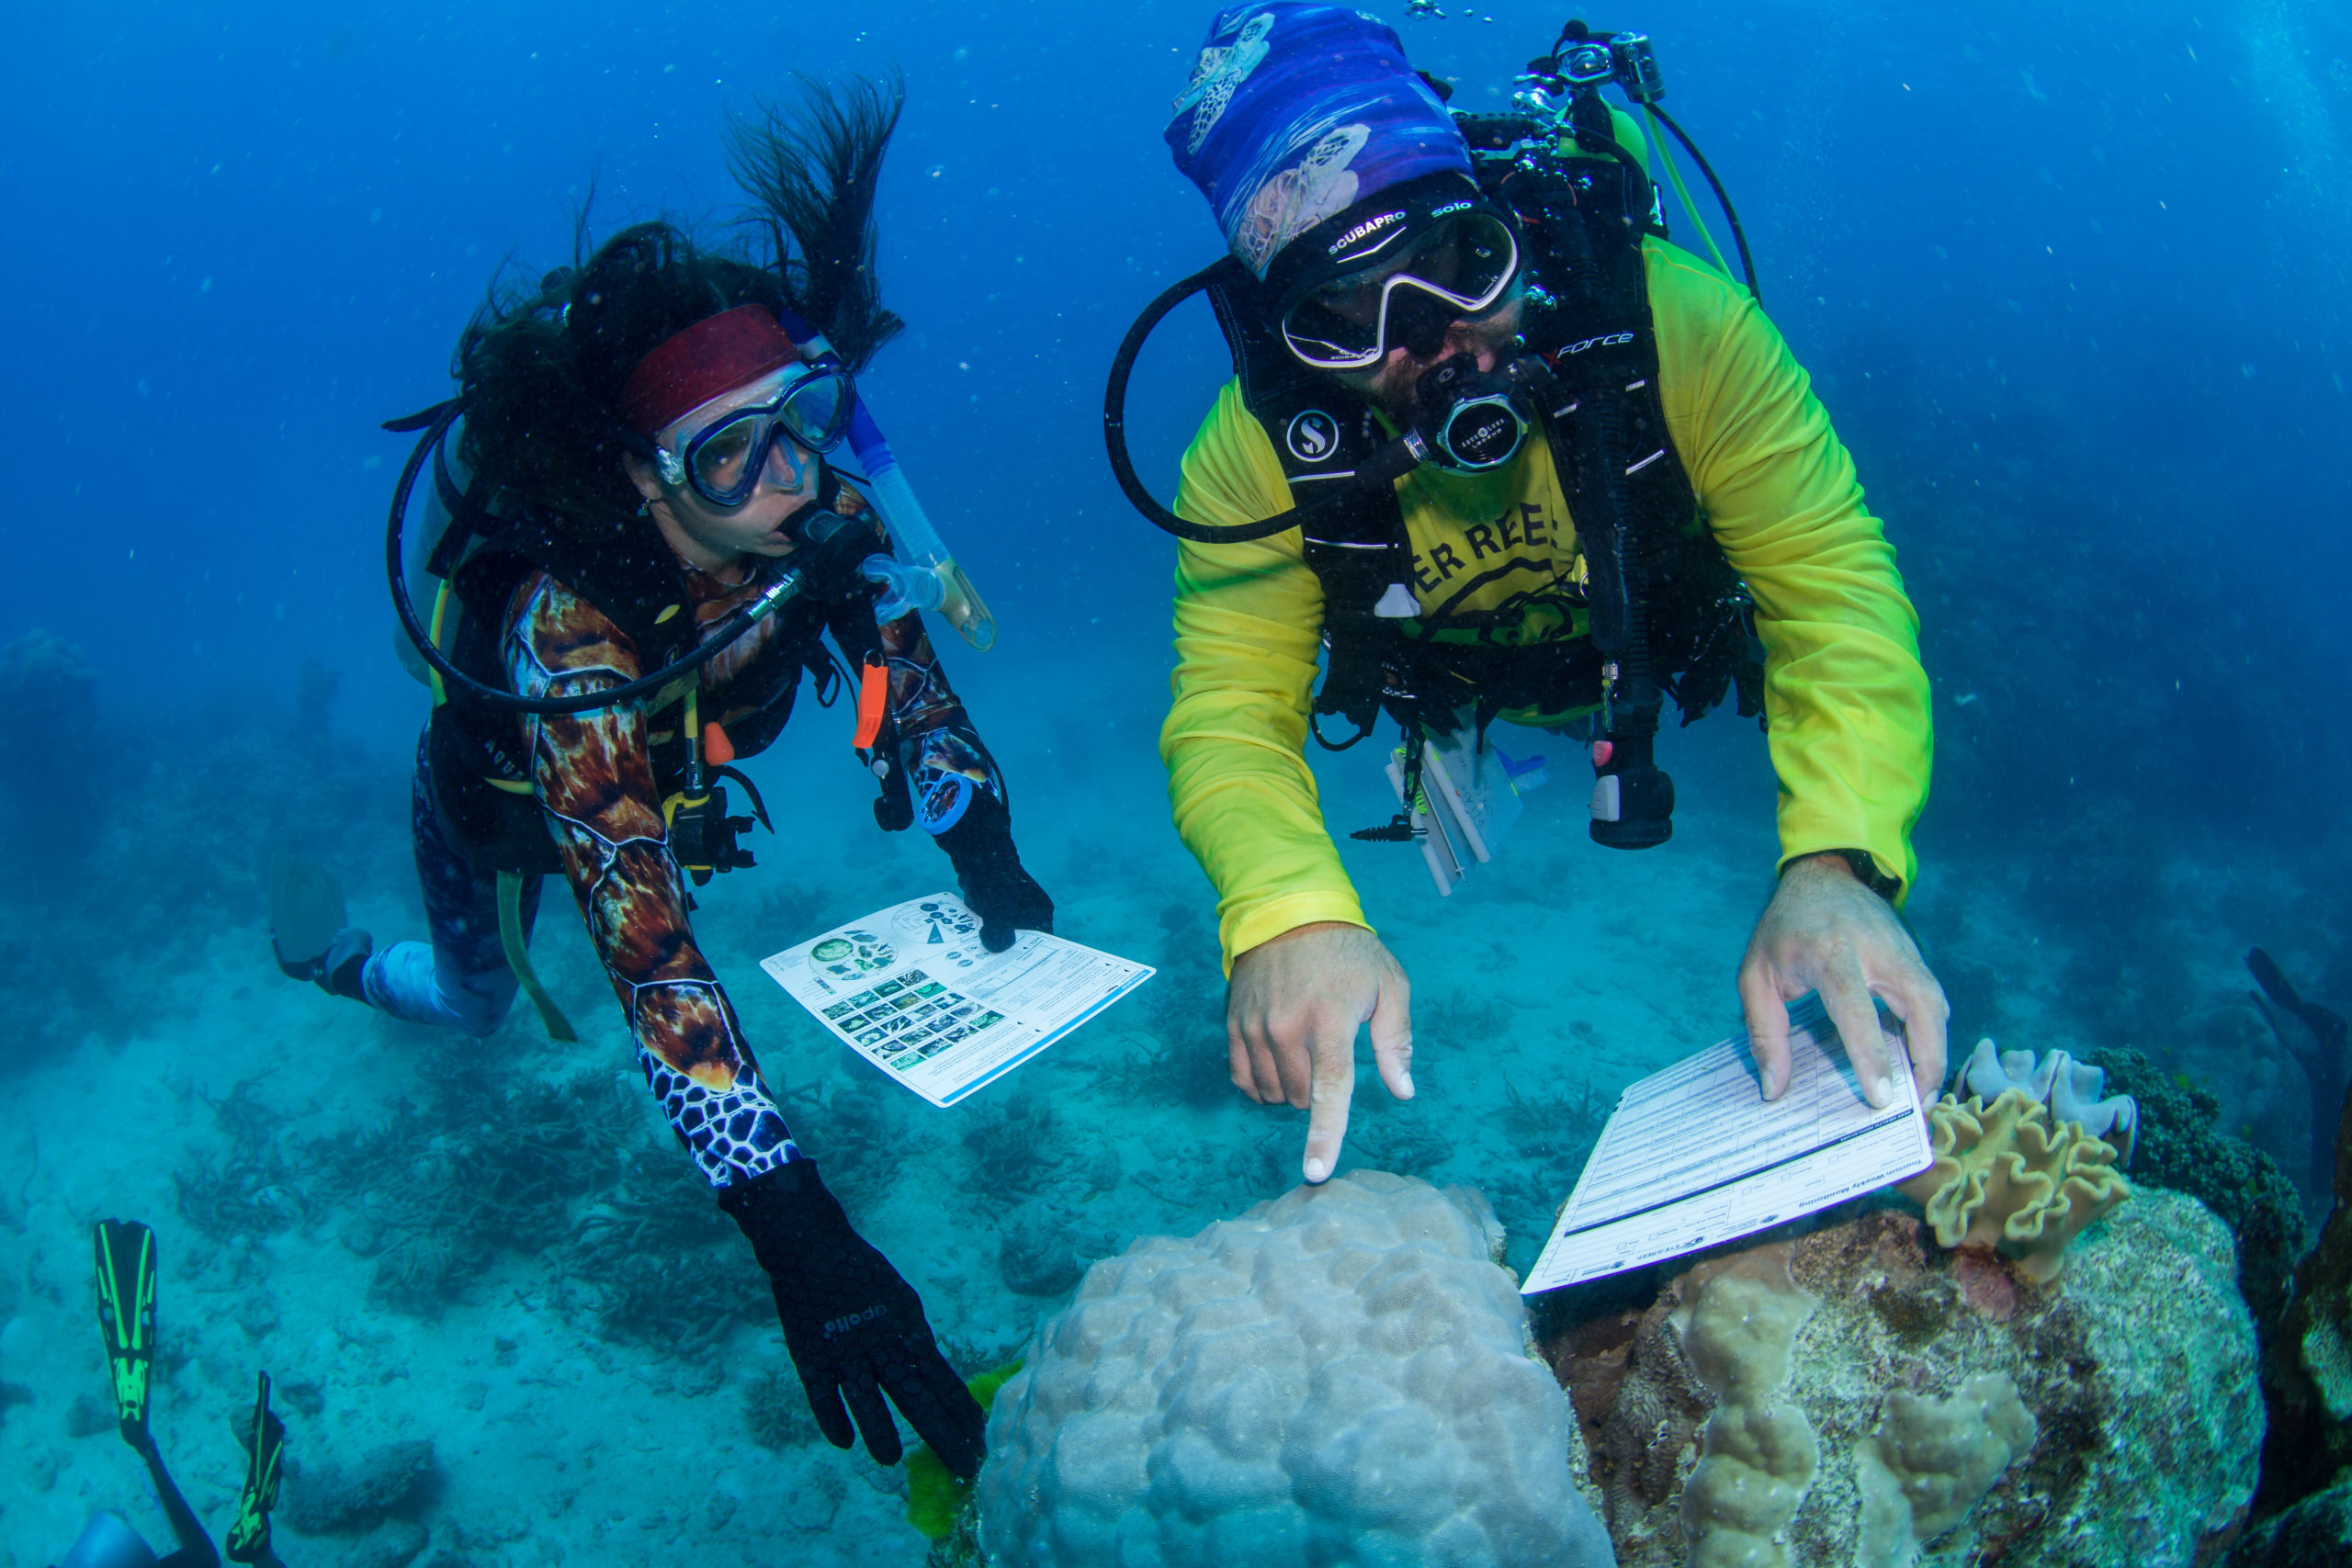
(1132, 6, 1943, 1181)
(270, 82, 1042, 1477)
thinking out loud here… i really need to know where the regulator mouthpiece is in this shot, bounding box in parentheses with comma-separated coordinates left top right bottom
(1410, 357, 1531, 472)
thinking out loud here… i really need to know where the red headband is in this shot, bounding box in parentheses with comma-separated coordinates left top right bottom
(618, 304, 800, 438)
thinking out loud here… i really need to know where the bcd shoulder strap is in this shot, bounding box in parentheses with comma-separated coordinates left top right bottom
(1201, 260, 1417, 743)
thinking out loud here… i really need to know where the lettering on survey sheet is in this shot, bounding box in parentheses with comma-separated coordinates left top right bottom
(1410, 502, 1556, 593)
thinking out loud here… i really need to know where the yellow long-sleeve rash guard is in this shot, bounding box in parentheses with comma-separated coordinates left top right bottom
(1159, 240, 1932, 970)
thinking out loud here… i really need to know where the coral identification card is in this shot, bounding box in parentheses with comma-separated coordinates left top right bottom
(1522, 994, 1935, 1293)
(761, 892, 1152, 1108)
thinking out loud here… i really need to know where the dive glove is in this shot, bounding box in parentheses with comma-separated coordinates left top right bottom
(718, 1158, 986, 1480)
(935, 790, 1054, 953)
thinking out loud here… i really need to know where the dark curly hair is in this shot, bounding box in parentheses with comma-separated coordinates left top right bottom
(453, 73, 906, 528)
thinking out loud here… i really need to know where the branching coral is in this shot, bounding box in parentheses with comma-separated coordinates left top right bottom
(1897, 1089, 2130, 1283)
(959, 1094, 1065, 1200)
(175, 1077, 303, 1242)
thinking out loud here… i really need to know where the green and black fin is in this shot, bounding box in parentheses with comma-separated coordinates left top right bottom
(225, 1370, 286, 1565)
(93, 1219, 157, 1442)
(268, 854, 347, 980)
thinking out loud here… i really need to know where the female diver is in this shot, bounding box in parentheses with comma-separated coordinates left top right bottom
(273, 79, 1046, 1479)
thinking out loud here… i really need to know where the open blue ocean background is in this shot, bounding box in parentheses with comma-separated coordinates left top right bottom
(2, 2, 2348, 1563)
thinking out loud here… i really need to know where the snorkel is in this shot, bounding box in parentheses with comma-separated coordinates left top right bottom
(773, 306, 997, 653)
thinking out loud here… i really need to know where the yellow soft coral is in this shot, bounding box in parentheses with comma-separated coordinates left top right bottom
(1896, 1089, 2130, 1283)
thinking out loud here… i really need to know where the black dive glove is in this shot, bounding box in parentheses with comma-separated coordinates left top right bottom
(718, 1158, 986, 1480)
(935, 790, 1055, 953)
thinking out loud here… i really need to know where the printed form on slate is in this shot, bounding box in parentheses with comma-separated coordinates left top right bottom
(1523, 994, 1935, 1294)
(763, 891, 1152, 1108)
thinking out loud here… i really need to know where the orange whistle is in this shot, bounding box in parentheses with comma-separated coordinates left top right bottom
(701, 721, 736, 766)
(853, 653, 888, 750)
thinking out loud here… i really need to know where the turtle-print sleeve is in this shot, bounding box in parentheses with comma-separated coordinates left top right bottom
(503, 570, 801, 1188)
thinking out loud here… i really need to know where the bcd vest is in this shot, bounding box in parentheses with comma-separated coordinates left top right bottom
(424, 500, 899, 877)
(1201, 117, 1766, 760)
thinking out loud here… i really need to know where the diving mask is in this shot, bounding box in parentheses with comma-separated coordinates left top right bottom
(656, 364, 857, 510)
(1268, 175, 1521, 373)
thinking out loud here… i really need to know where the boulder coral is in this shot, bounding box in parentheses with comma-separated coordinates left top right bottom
(1545, 1189, 2260, 1567)
(1672, 1247, 1821, 1567)
(974, 1171, 1611, 1568)
(1896, 1089, 2130, 1282)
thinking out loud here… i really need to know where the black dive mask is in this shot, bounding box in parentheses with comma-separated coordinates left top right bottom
(1408, 356, 1533, 472)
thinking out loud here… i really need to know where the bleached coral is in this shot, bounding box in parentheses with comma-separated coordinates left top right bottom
(1897, 1089, 2130, 1282)
(1957, 1038, 2138, 1164)
(975, 1171, 1611, 1568)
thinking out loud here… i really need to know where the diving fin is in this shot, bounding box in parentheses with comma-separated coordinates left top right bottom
(92, 1219, 157, 1444)
(268, 855, 346, 978)
(226, 1371, 286, 1565)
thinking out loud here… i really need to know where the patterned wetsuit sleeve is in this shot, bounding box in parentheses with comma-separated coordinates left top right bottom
(503, 572, 801, 1186)
(851, 603, 1006, 813)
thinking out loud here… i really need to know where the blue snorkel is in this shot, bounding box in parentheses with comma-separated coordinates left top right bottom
(775, 308, 997, 652)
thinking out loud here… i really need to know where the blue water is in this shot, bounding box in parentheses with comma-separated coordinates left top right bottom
(2, 2, 2347, 1563)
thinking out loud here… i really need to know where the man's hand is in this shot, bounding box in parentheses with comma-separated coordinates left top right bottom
(1227, 922, 1415, 1184)
(1738, 853, 1949, 1108)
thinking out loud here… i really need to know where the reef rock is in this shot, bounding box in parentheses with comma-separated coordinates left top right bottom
(2257, 1070, 2352, 1512)
(281, 1438, 438, 1536)
(976, 1171, 1611, 1568)
(1548, 1188, 2260, 1567)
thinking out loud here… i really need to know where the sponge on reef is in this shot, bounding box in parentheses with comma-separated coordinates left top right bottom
(1897, 1089, 2130, 1282)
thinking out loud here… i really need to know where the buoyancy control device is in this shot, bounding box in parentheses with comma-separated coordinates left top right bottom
(379, 321, 959, 886)
(1103, 19, 1767, 852)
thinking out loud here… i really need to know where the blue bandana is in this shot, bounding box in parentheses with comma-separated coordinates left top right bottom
(1167, 4, 1473, 278)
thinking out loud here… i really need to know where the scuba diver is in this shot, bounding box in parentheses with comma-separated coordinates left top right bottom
(269, 80, 1045, 1477)
(61, 1220, 285, 1568)
(1110, 6, 1946, 1182)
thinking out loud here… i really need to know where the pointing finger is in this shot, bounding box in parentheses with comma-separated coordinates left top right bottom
(797, 1371, 857, 1453)
(839, 1364, 903, 1466)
